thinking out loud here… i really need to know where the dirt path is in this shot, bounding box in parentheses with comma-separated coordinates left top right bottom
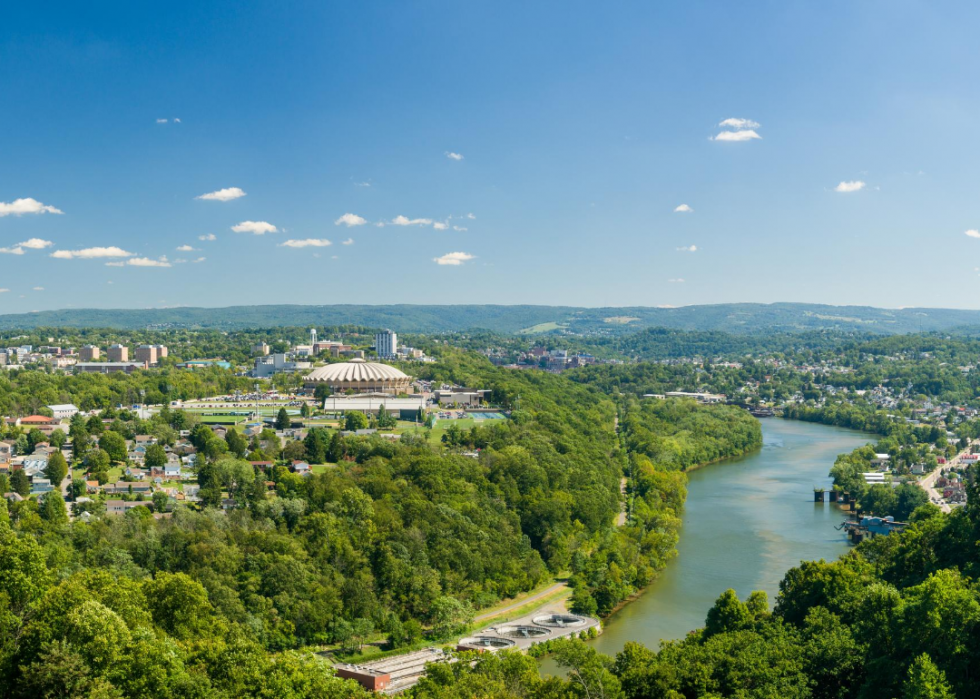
(473, 582, 567, 622)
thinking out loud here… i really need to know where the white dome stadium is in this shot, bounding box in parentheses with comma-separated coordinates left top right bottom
(304, 358, 412, 393)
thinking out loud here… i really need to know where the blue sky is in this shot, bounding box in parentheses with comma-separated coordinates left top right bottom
(3, 0, 980, 312)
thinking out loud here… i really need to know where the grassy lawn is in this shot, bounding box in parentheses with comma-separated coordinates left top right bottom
(428, 418, 476, 444)
(107, 466, 123, 483)
(517, 321, 566, 335)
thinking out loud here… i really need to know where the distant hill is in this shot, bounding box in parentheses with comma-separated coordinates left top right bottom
(0, 302, 978, 334)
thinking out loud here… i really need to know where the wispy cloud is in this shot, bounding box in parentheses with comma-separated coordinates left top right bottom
(0, 238, 54, 256)
(52, 246, 134, 260)
(196, 187, 246, 202)
(156, 118, 168, 124)
(467, 213, 476, 220)
(674, 204, 693, 213)
(335, 213, 367, 227)
(453, 226, 468, 232)
(0, 247, 24, 255)
(0, 289, 8, 293)
(176, 244, 197, 252)
(719, 118, 760, 129)
(713, 130, 761, 142)
(32, 286, 44, 291)
(231, 220, 278, 235)
(342, 238, 354, 245)
(446, 152, 464, 161)
(965, 230, 980, 239)
(279, 239, 332, 248)
(0, 198, 64, 217)
(668, 278, 685, 283)
(676, 245, 698, 252)
(193, 257, 206, 263)
(392, 215, 433, 226)
(127, 256, 172, 268)
(433, 222, 448, 230)
(105, 262, 124, 267)
(354, 180, 372, 188)
(198, 233, 217, 241)
(834, 180, 866, 193)
(434, 251, 475, 266)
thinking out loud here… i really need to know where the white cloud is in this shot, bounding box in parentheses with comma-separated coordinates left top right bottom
(719, 118, 760, 129)
(355, 181, 372, 187)
(18, 238, 54, 249)
(446, 152, 464, 161)
(279, 238, 332, 248)
(32, 286, 44, 291)
(174, 258, 188, 264)
(668, 278, 685, 283)
(0, 198, 64, 217)
(676, 245, 698, 252)
(713, 130, 761, 142)
(0, 289, 8, 293)
(231, 220, 278, 235)
(196, 187, 246, 202)
(176, 244, 197, 252)
(467, 213, 476, 219)
(453, 226, 468, 232)
(51, 246, 134, 260)
(104, 262, 125, 267)
(127, 256, 172, 268)
(392, 215, 433, 226)
(674, 204, 693, 213)
(193, 257, 206, 263)
(433, 222, 448, 230)
(335, 213, 367, 227)
(434, 251, 475, 266)
(174, 118, 181, 123)
(834, 180, 866, 193)
(198, 233, 217, 241)
(965, 230, 980, 239)
(342, 238, 354, 245)
(156, 118, 168, 124)
(0, 247, 24, 255)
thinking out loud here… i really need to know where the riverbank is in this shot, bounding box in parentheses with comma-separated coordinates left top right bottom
(549, 419, 877, 664)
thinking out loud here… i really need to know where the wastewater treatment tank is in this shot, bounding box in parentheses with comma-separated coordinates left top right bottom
(531, 614, 587, 629)
(456, 636, 516, 651)
(496, 625, 552, 639)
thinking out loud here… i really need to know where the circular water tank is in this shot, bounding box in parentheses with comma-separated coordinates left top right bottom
(458, 636, 515, 649)
(496, 625, 552, 639)
(531, 614, 587, 628)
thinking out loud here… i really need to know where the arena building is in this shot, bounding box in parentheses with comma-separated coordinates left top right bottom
(303, 358, 412, 394)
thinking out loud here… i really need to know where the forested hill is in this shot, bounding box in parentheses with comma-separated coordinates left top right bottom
(4, 302, 980, 334)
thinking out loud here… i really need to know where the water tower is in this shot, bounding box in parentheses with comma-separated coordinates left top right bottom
(310, 328, 317, 346)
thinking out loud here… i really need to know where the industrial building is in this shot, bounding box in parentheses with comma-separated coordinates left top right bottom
(321, 394, 425, 419)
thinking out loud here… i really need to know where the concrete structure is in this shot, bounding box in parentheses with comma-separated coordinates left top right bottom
(47, 404, 79, 420)
(107, 344, 128, 362)
(304, 358, 411, 394)
(252, 342, 270, 356)
(136, 345, 158, 366)
(435, 389, 490, 407)
(252, 353, 312, 378)
(79, 345, 100, 361)
(335, 648, 449, 694)
(75, 361, 147, 375)
(322, 394, 425, 418)
(375, 329, 397, 359)
(155, 345, 168, 359)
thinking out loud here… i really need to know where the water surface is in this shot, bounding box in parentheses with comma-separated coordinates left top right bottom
(551, 419, 875, 662)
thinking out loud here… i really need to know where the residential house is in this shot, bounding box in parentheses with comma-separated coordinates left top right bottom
(292, 460, 311, 475)
(105, 500, 149, 515)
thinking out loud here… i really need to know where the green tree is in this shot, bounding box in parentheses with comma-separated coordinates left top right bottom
(903, 654, 954, 699)
(98, 431, 128, 463)
(144, 443, 167, 468)
(275, 407, 291, 430)
(10, 468, 30, 496)
(143, 572, 216, 640)
(344, 411, 368, 432)
(704, 589, 751, 637)
(41, 491, 69, 527)
(225, 428, 248, 458)
(44, 451, 69, 486)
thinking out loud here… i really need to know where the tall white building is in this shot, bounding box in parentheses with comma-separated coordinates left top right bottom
(375, 329, 397, 358)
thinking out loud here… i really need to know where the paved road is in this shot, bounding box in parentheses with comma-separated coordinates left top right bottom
(473, 582, 567, 622)
(920, 465, 951, 513)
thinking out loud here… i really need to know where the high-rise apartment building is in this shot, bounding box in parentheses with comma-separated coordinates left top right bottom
(375, 330, 397, 358)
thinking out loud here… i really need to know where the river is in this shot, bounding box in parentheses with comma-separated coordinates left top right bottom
(544, 418, 875, 666)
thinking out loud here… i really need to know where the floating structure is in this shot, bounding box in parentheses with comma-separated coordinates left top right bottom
(838, 515, 908, 543)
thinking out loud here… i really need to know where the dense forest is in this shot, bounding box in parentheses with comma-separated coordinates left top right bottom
(408, 484, 980, 698)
